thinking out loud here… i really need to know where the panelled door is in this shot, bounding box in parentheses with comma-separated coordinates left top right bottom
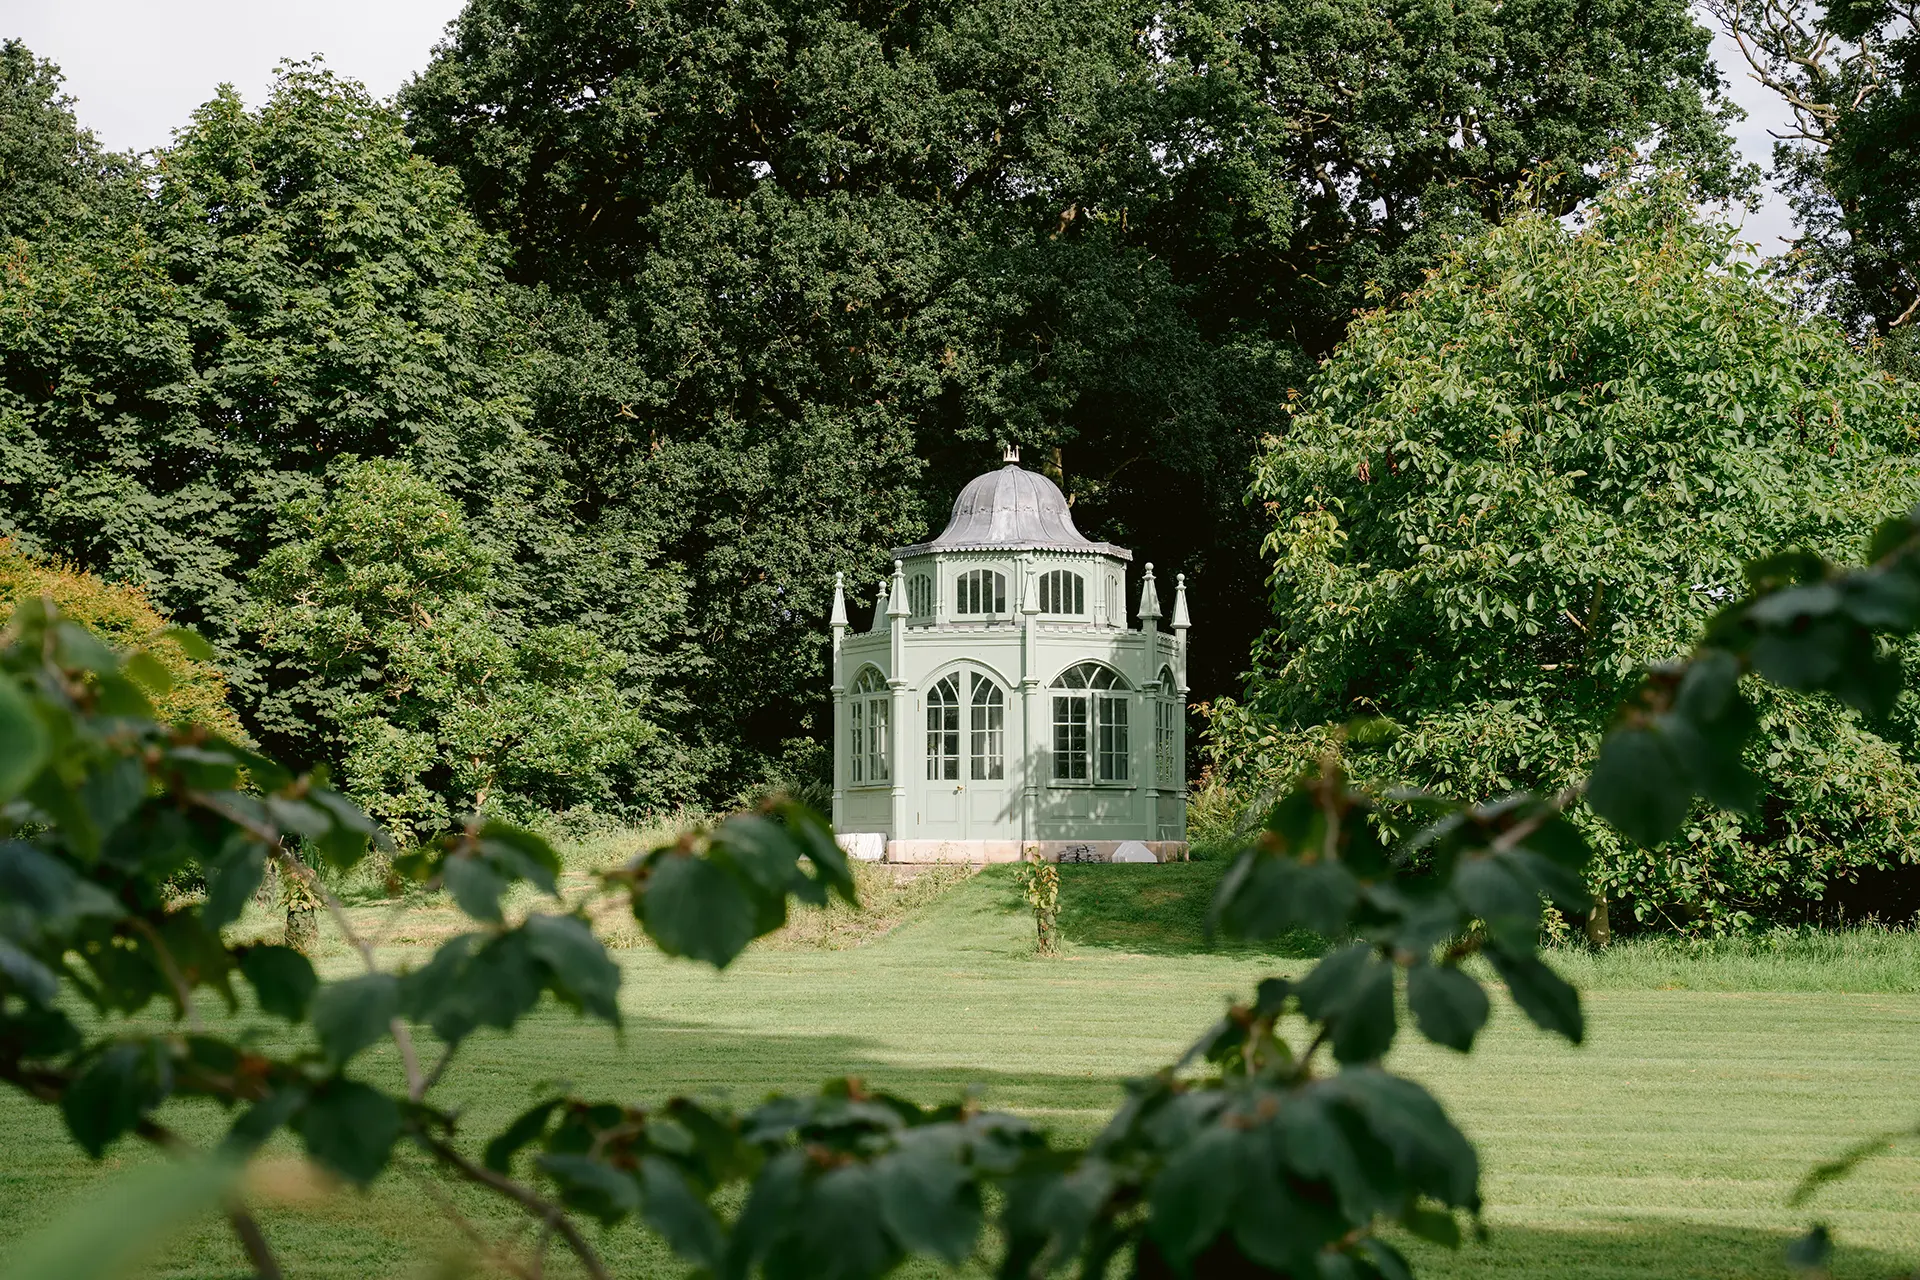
(963, 671, 1014, 836)
(919, 668, 1014, 839)
(921, 674, 967, 839)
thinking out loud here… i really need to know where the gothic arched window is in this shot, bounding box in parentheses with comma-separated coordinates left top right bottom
(1050, 662, 1129, 782)
(969, 673, 1005, 780)
(1155, 665, 1180, 784)
(848, 667, 889, 784)
(907, 573, 934, 617)
(926, 675, 961, 780)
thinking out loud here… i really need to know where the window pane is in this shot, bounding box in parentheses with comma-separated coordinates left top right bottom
(1098, 694, 1129, 781)
(955, 570, 1001, 616)
(869, 698, 890, 781)
(1053, 694, 1087, 780)
(927, 677, 960, 779)
(1040, 571, 1086, 615)
(850, 701, 863, 783)
(1156, 701, 1177, 782)
(971, 675, 1004, 780)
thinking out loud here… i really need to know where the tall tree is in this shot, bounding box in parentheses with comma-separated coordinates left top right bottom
(0, 60, 700, 808)
(1211, 179, 1920, 931)
(401, 0, 1749, 757)
(0, 39, 131, 240)
(1709, 0, 1920, 334)
(247, 459, 660, 836)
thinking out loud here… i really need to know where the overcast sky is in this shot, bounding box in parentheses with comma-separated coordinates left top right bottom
(5, 0, 1800, 250)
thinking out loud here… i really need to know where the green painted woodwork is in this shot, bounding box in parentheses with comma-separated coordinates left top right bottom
(829, 461, 1189, 844)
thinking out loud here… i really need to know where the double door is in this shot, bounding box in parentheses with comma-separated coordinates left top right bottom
(919, 668, 1014, 839)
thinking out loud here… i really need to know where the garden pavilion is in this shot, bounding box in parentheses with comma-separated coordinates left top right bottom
(829, 449, 1191, 863)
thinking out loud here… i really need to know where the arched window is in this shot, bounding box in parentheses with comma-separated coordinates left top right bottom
(1050, 662, 1128, 782)
(954, 569, 1006, 616)
(1155, 666, 1180, 784)
(969, 673, 1004, 780)
(926, 675, 961, 780)
(1039, 569, 1084, 615)
(908, 573, 934, 617)
(848, 667, 889, 784)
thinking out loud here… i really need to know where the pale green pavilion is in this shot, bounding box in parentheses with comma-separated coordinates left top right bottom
(830, 450, 1191, 863)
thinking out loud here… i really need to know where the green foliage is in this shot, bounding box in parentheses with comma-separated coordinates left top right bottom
(0, 59, 705, 813)
(1707, 0, 1919, 336)
(0, 1150, 244, 1280)
(11, 478, 1920, 1274)
(2, 62, 528, 633)
(1216, 177, 1920, 931)
(1016, 849, 1062, 955)
(398, 0, 1750, 736)
(245, 458, 658, 840)
(0, 600, 1588, 1280)
(0, 538, 242, 738)
(4, 7, 1756, 800)
(0, 40, 132, 241)
(1573, 496, 1920, 1260)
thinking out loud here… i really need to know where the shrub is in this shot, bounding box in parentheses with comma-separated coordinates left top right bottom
(1212, 177, 1920, 932)
(245, 458, 658, 841)
(0, 537, 242, 737)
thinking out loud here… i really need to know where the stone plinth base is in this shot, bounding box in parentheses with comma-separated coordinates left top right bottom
(877, 838, 1189, 865)
(835, 832, 888, 862)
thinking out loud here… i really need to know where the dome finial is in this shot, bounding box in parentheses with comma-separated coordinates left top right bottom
(1003, 444, 1020, 465)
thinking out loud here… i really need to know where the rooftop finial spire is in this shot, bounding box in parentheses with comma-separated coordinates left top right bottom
(1003, 444, 1020, 465)
(887, 559, 909, 619)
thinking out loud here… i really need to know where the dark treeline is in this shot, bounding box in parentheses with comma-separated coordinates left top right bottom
(0, 0, 1758, 827)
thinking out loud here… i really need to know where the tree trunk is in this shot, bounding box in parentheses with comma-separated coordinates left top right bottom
(285, 901, 318, 954)
(1585, 895, 1611, 948)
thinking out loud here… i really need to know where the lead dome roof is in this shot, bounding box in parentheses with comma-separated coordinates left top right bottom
(893, 463, 1132, 561)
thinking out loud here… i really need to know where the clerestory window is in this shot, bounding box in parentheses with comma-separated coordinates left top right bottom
(849, 667, 889, 784)
(954, 569, 1006, 616)
(1050, 662, 1129, 782)
(908, 573, 934, 617)
(1039, 569, 1085, 615)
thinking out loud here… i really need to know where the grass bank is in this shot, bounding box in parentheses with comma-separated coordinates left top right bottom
(1, 855, 1914, 1278)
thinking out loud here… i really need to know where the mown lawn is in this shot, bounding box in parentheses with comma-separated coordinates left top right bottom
(1, 860, 1915, 1279)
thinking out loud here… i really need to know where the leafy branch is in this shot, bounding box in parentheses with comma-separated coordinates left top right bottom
(8, 501, 1920, 1278)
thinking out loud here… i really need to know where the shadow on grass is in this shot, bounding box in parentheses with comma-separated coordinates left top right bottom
(1400, 1217, 1914, 1280)
(1049, 862, 1324, 959)
(531, 1012, 1153, 1123)
(8, 1004, 1910, 1280)
(440, 1017, 1920, 1278)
